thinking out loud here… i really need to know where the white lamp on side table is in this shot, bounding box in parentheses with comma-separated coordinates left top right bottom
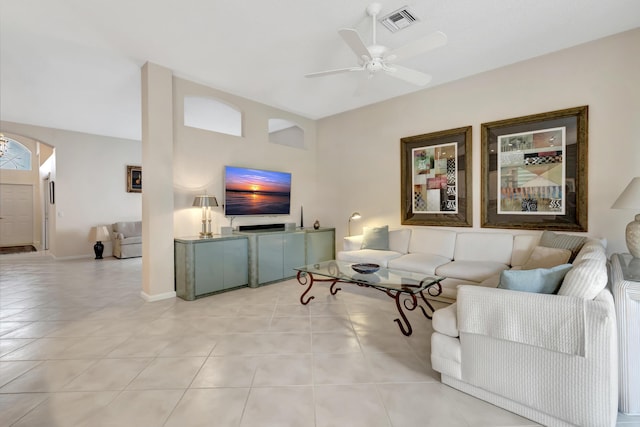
(612, 177, 640, 258)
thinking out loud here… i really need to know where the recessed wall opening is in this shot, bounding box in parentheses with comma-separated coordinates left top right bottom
(184, 96, 243, 137)
(268, 119, 304, 149)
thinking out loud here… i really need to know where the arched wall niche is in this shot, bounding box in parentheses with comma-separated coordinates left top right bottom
(183, 95, 243, 137)
(268, 118, 305, 149)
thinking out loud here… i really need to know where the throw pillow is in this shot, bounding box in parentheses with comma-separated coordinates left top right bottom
(498, 264, 573, 294)
(557, 258, 607, 299)
(538, 231, 586, 262)
(361, 225, 390, 250)
(522, 246, 572, 270)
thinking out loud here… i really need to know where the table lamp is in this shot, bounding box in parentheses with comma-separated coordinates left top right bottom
(348, 212, 361, 236)
(612, 177, 640, 257)
(90, 225, 111, 259)
(193, 195, 218, 237)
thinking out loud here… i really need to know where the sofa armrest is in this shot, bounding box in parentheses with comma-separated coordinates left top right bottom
(457, 285, 615, 356)
(343, 235, 363, 251)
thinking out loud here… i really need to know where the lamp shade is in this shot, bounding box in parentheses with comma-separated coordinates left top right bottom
(612, 178, 640, 209)
(90, 225, 111, 242)
(192, 195, 218, 207)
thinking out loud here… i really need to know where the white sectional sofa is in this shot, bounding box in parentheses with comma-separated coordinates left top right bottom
(338, 227, 539, 302)
(339, 228, 617, 426)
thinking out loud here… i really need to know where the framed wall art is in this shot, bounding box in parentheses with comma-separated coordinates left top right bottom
(481, 106, 588, 231)
(126, 165, 142, 193)
(401, 126, 472, 227)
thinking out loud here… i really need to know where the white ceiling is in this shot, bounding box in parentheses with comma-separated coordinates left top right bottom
(1, 0, 639, 141)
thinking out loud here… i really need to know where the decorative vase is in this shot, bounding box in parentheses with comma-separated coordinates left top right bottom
(626, 214, 640, 258)
(313, 220, 320, 230)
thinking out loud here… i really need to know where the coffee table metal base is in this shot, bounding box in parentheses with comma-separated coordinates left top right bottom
(296, 271, 441, 336)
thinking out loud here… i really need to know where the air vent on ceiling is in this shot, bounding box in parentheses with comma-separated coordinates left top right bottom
(379, 6, 419, 33)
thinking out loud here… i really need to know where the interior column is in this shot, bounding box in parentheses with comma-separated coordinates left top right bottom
(140, 62, 175, 301)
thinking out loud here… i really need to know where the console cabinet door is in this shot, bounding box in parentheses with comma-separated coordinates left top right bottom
(258, 234, 284, 284)
(283, 232, 306, 278)
(194, 241, 224, 295)
(306, 229, 335, 264)
(223, 238, 248, 288)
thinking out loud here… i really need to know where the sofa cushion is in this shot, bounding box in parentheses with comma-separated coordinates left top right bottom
(114, 221, 142, 238)
(389, 228, 411, 254)
(453, 233, 513, 264)
(120, 236, 142, 245)
(436, 261, 510, 283)
(336, 249, 402, 267)
(573, 239, 607, 264)
(558, 258, 608, 300)
(480, 274, 501, 288)
(361, 226, 389, 250)
(438, 278, 479, 301)
(539, 230, 586, 262)
(522, 246, 571, 270)
(408, 228, 457, 259)
(498, 264, 573, 294)
(510, 234, 540, 268)
(388, 253, 451, 275)
(432, 303, 459, 337)
(343, 235, 363, 251)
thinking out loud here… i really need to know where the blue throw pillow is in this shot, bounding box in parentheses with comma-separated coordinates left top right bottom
(361, 225, 389, 250)
(498, 264, 573, 294)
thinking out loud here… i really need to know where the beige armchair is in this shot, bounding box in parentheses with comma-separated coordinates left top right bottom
(112, 221, 142, 259)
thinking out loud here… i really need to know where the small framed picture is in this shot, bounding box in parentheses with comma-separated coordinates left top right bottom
(126, 165, 142, 193)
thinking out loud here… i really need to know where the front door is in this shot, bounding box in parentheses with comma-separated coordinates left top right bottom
(0, 183, 34, 246)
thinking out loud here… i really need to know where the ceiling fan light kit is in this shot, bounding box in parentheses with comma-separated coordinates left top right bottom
(305, 2, 447, 87)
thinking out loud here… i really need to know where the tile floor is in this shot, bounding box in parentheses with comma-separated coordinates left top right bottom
(0, 254, 637, 427)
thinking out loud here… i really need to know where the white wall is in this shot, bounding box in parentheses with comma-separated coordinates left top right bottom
(0, 121, 141, 257)
(316, 28, 640, 255)
(2, 28, 637, 258)
(171, 77, 318, 237)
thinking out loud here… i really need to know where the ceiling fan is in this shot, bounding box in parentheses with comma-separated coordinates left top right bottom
(305, 3, 447, 86)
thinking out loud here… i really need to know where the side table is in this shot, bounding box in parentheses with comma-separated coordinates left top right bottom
(610, 253, 640, 415)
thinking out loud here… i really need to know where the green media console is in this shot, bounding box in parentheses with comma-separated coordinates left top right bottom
(174, 235, 249, 300)
(237, 227, 335, 287)
(175, 227, 335, 299)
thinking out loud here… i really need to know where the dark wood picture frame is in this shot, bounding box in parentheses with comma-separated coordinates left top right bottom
(126, 165, 142, 193)
(401, 126, 472, 227)
(481, 106, 588, 231)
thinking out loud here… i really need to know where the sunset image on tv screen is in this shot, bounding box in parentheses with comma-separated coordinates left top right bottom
(224, 166, 291, 216)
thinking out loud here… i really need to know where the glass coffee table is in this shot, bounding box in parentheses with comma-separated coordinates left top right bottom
(294, 260, 444, 336)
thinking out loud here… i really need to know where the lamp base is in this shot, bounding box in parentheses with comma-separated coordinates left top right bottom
(94, 241, 104, 259)
(626, 214, 640, 258)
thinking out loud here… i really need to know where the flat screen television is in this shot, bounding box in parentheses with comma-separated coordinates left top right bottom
(224, 166, 292, 216)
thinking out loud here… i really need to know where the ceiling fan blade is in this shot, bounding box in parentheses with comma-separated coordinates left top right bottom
(385, 64, 432, 86)
(338, 28, 372, 61)
(384, 31, 447, 62)
(305, 66, 363, 78)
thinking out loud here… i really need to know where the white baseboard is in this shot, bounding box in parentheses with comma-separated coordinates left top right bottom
(140, 290, 176, 302)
